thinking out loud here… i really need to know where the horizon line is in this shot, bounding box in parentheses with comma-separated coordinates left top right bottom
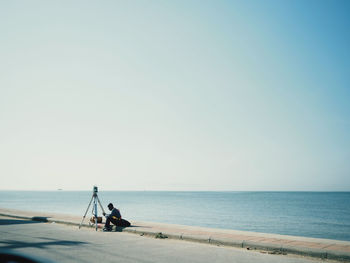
(0, 189, 349, 192)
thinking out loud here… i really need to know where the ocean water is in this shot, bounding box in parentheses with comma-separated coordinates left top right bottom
(0, 191, 349, 241)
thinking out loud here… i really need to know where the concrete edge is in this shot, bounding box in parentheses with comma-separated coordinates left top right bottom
(1, 212, 350, 262)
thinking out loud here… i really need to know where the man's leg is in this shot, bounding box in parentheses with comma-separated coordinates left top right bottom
(104, 217, 118, 231)
(110, 218, 118, 227)
(104, 217, 112, 230)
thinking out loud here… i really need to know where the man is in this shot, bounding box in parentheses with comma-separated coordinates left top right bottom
(103, 203, 122, 231)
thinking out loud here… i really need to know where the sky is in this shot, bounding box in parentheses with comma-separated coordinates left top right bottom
(0, 0, 349, 191)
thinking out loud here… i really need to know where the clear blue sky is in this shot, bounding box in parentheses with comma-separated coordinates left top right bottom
(0, 0, 349, 190)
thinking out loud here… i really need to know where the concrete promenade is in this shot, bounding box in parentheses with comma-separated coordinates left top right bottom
(1, 208, 350, 262)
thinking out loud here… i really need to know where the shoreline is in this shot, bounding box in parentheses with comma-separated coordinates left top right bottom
(1, 191, 349, 242)
(1, 207, 350, 262)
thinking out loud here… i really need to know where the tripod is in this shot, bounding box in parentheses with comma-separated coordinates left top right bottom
(79, 186, 106, 231)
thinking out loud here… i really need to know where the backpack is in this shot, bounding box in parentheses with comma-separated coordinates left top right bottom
(116, 218, 131, 227)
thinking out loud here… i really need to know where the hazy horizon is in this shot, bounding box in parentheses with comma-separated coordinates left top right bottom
(1, 189, 350, 192)
(1, 0, 349, 191)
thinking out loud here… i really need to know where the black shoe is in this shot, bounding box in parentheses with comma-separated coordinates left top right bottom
(103, 227, 112, 232)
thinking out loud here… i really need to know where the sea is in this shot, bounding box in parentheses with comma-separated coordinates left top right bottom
(0, 191, 349, 241)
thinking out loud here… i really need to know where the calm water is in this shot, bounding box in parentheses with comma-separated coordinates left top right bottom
(0, 191, 349, 241)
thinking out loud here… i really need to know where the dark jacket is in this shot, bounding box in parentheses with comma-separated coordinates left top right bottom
(108, 208, 121, 220)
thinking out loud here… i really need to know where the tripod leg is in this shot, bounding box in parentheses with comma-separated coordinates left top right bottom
(79, 195, 93, 229)
(94, 197, 98, 231)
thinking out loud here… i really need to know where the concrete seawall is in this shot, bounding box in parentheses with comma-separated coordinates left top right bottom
(1, 207, 349, 262)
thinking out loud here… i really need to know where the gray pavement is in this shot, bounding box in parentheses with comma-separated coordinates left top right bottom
(0, 215, 330, 263)
(1, 208, 350, 262)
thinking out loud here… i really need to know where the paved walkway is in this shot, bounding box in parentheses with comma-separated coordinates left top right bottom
(0, 215, 326, 263)
(1, 208, 349, 262)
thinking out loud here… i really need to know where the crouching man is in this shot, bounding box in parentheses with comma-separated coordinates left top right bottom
(103, 203, 130, 231)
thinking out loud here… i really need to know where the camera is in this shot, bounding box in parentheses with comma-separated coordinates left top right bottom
(93, 186, 98, 194)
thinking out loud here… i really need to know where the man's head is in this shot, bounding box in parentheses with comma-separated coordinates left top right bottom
(108, 203, 114, 211)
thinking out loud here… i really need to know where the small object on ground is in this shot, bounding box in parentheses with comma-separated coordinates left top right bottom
(246, 247, 256, 250)
(90, 216, 103, 223)
(155, 232, 168, 239)
(268, 250, 286, 255)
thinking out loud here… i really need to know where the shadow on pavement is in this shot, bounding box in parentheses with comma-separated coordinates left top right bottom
(0, 239, 88, 250)
(0, 251, 55, 263)
(0, 219, 44, 226)
(114, 226, 128, 232)
(31, 217, 49, 222)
